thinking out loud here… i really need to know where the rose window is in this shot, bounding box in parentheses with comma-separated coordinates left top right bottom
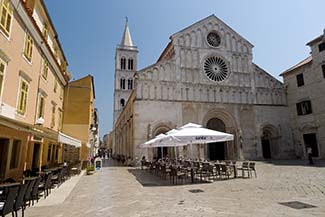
(207, 32, 221, 47)
(203, 56, 228, 82)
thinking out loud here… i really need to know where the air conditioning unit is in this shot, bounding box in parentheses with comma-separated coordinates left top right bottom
(35, 117, 45, 125)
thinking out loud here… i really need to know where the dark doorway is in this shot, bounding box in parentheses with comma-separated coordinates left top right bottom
(261, 138, 271, 159)
(207, 118, 226, 160)
(32, 143, 41, 169)
(157, 147, 168, 159)
(0, 138, 10, 180)
(303, 133, 319, 157)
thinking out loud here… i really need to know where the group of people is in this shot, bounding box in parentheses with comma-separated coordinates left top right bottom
(116, 155, 133, 166)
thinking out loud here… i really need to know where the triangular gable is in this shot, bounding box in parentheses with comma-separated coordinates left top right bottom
(253, 63, 283, 87)
(171, 14, 254, 48)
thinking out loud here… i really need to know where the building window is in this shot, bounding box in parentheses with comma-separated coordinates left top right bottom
(37, 95, 45, 119)
(24, 32, 33, 62)
(296, 73, 304, 87)
(10, 139, 21, 169)
(0, 58, 5, 97)
(54, 79, 58, 93)
(58, 109, 62, 130)
(42, 23, 48, 38)
(296, 100, 312, 116)
(59, 86, 63, 99)
(42, 59, 48, 80)
(120, 98, 125, 108)
(120, 57, 126, 70)
(319, 42, 325, 52)
(47, 144, 52, 162)
(120, 78, 125, 89)
(128, 79, 133, 90)
(52, 145, 57, 162)
(322, 64, 325, 78)
(50, 104, 56, 128)
(17, 79, 29, 115)
(0, 0, 12, 37)
(128, 58, 134, 70)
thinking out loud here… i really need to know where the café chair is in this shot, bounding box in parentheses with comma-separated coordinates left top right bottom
(0, 186, 19, 217)
(13, 183, 28, 217)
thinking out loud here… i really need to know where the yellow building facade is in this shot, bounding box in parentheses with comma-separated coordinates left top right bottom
(0, 0, 75, 181)
(62, 75, 96, 163)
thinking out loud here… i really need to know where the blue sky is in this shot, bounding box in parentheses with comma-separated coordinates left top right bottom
(44, 0, 325, 138)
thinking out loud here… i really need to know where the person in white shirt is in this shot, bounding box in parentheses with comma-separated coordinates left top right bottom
(307, 146, 314, 165)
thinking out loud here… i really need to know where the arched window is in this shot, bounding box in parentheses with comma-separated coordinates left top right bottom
(120, 98, 125, 108)
(128, 79, 133, 90)
(128, 58, 134, 70)
(120, 57, 126, 70)
(120, 78, 125, 89)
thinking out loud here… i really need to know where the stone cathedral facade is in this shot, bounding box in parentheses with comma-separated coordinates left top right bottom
(113, 15, 295, 160)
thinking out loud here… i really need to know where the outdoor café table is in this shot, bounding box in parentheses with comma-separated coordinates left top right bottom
(23, 177, 37, 182)
(44, 167, 61, 175)
(224, 163, 237, 178)
(0, 182, 20, 200)
(37, 171, 51, 181)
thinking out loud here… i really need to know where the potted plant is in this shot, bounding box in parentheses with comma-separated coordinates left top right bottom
(86, 165, 95, 175)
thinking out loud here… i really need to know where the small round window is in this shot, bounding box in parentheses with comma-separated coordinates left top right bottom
(204, 56, 228, 82)
(207, 32, 221, 47)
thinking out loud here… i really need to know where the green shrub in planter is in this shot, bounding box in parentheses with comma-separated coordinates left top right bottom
(87, 165, 95, 171)
(86, 165, 95, 175)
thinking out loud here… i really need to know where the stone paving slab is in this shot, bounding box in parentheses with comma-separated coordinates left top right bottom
(26, 160, 325, 217)
(34, 171, 85, 207)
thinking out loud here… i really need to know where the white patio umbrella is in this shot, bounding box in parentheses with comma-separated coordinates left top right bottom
(158, 123, 234, 158)
(139, 134, 166, 148)
(178, 123, 202, 129)
(165, 127, 234, 144)
(139, 133, 186, 158)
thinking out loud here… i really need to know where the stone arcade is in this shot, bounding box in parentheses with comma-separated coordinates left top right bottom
(113, 15, 295, 160)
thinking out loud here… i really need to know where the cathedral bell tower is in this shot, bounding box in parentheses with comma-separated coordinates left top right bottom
(113, 18, 138, 124)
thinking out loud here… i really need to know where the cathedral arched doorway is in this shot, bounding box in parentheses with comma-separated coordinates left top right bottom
(261, 125, 278, 159)
(152, 124, 174, 159)
(261, 131, 271, 159)
(207, 118, 226, 160)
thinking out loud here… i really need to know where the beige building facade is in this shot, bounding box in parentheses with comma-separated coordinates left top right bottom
(0, 0, 77, 181)
(113, 15, 295, 161)
(281, 31, 325, 159)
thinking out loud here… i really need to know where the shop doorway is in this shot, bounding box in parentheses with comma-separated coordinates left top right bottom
(0, 138, 10, 180)
(32, 143, 41, 169)
(207, 118, 226, 160)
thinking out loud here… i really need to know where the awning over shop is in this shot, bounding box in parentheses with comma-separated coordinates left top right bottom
(0, 114, 58, 140)
(58, 132, 82, 147)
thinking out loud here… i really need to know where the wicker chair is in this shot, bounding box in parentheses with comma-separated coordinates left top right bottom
(13, 183, 28, 217)
(248, 162, 257, 178)
(237, 162, 250, 178)
(31, 177, 41, 205)
(0, 185, 19, 217)
(219, 164, 232, 179)
(170, 166, 187, 185)
(24, 178, 36, 207)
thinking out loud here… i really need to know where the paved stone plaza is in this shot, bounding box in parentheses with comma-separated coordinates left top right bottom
(26, 160, 325, 217)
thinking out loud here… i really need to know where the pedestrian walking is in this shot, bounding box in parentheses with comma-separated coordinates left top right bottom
(307, 146, 314, 165)
(141, 156, 146, 170)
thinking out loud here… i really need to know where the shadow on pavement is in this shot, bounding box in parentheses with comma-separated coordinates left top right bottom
(127, 169, 211, 187)
(101, 158, 126, 167)
(259, 159, 325, 167)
